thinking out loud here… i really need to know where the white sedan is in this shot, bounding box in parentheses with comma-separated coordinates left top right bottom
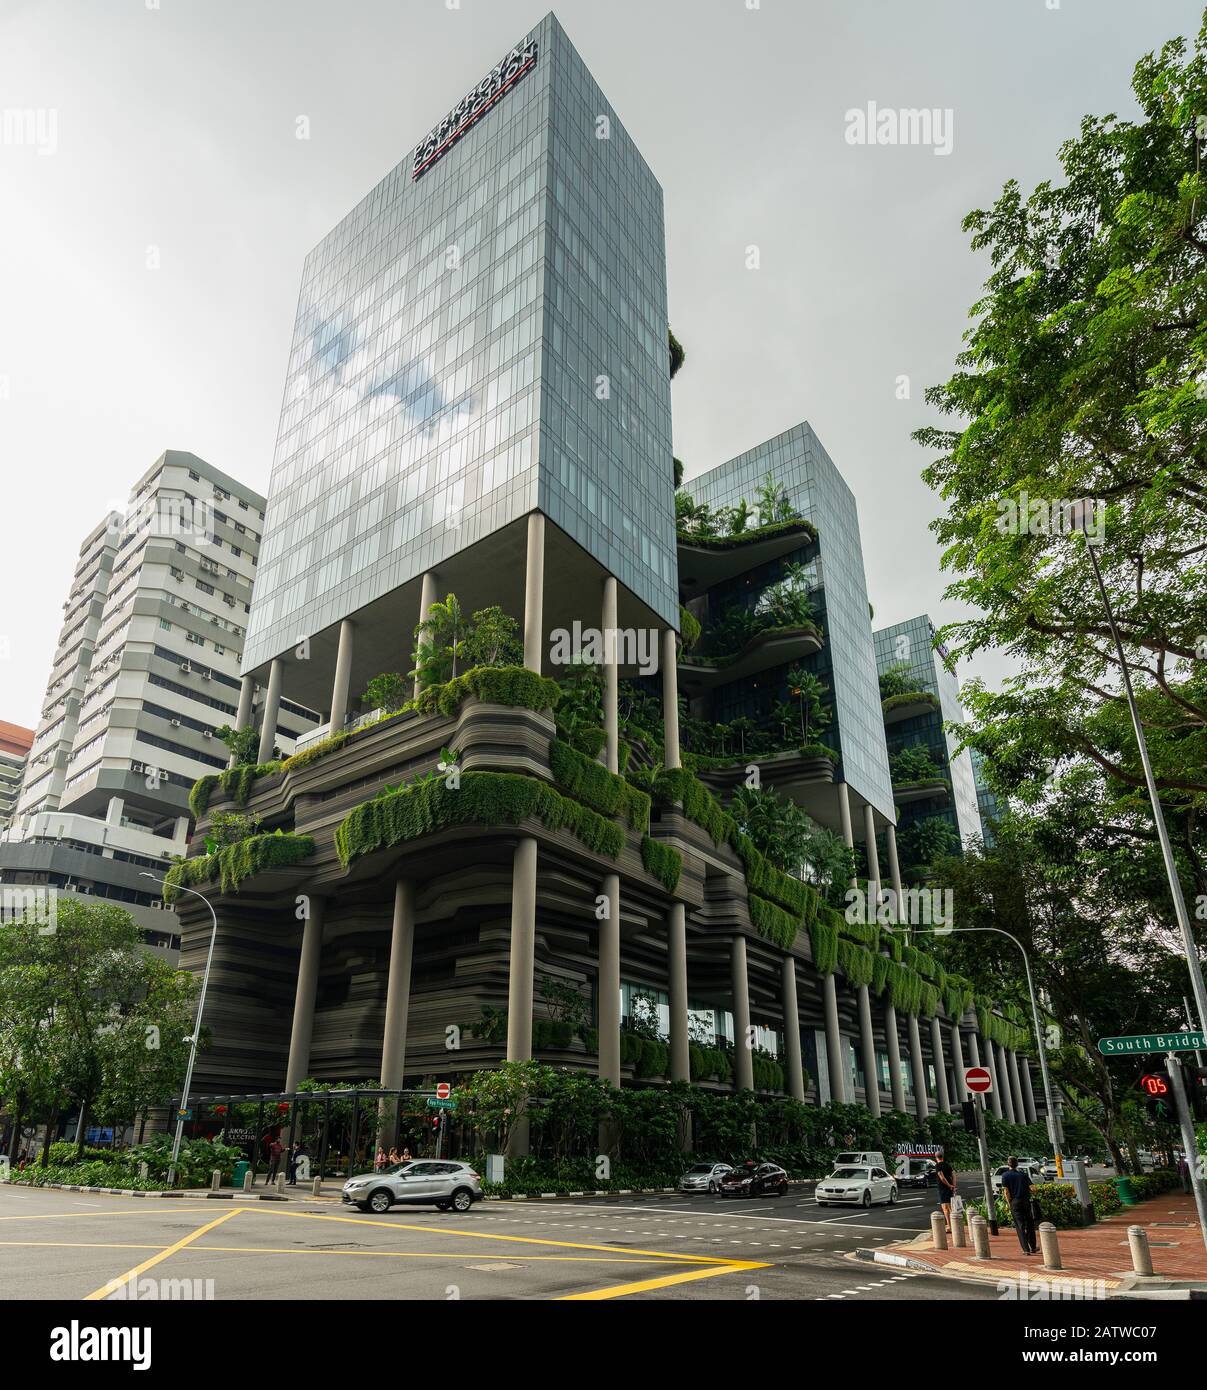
(815, 1164, 898, 1208)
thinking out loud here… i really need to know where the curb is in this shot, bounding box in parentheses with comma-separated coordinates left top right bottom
(855, 1247, 938, 1273)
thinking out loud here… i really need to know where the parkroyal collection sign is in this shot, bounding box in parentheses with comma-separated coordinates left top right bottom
(412, 38, 539, 180)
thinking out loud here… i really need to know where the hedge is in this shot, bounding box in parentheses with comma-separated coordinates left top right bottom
(164, 831, 315, 900)
(641, 836, 683, 894)
(836, 937, 876, 989)
(809, 914, 839, 975)
(334, 771, 625, 868)
(550, 738, 650, 832)
(189, 760, 282, 820)
(689, 1044, 734, 1083)
(749, 894, 800, 949)
(676, 517, 818, 550)
(881, 691, 940, 715)
(412, 665, 561, 718)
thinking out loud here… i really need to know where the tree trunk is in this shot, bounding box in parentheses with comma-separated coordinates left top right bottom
(75, 1095, 91, 1158)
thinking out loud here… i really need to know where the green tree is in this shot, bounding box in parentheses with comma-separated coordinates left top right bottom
(362, 671, 411, 713)
(410, 592, 468, 684)
(785, 667, 831, 742)
(461, 606, 522, 669)
(214, 723, 259, 767)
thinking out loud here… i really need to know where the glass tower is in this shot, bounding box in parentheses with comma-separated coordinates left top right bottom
(243, 13, 677, 700)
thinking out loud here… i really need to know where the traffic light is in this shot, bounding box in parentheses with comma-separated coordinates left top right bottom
(961, 1100, 976, 1132)
(1188, 1066, 1207, 1122)
(1138, 1072, 1175, 1124)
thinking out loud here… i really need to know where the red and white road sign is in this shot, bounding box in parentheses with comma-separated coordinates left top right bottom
(963, 1066, 993, 1094)
(435, 1082, 451, 1100)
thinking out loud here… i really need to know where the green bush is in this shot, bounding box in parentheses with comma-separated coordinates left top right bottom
(189, 759, 283, 820)
(335, 771, 625, 868)
(640, 836, 682, 894)
(164, 830, 315, 900)
(550, 738, 651, 831)
(532, 1019, 576, 1051)
(749, 894, 799, 949)
(46, 1143, 123, 1166)
(413, 665, 561, 718)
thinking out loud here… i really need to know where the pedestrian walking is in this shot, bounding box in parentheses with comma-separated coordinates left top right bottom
(934, 1151, 956, 1234)
(1177, 1153, 1191, 1194)
(267, 1137, 284, 1183)
(1001, 1155, 1039, 1255)
(288, 1141, 301, 1185)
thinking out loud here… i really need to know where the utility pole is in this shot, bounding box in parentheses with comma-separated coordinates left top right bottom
(1165, 1053, 1207, 1252)
(975, 1096, 998, 1235)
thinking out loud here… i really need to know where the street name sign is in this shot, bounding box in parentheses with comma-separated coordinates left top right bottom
(427, 1098, 456, 1111)
(1097, 1032, 1206, 1056)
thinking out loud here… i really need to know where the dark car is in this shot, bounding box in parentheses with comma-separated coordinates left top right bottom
(719, 1161, 788, 1198)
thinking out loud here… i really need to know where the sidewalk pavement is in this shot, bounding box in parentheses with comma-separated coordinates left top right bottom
(864, 1193, 1207, 1293)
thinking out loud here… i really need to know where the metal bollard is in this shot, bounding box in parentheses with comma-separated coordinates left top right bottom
(275, 1173, 286, 1195)
(1038, 1221, 1061, 1270)
(970, 1216, 992, 1260)
(138, 1162, 149, 1181)
(1127, 1224, 1153, 1276)
(242, 1168, 253, 1191)
(211, 1169, 221, 1192)
(930, 1211, 948, 1250)
(951, 1210, 967, 1248)
(312, 1175, 322, 1196)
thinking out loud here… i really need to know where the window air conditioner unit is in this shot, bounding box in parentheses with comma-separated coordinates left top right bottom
(170, 718, 181, 727)
(202, 729, 212, 738)
(180, 662, 191, 673)
(201, 669, 211, 680)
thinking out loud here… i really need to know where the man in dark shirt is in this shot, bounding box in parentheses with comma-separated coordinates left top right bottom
(1001, 1155, 1038, 1254)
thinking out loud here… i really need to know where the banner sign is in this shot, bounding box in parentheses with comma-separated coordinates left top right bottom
(413, 38, 539, 180)
(894, 1143, 944, 1157)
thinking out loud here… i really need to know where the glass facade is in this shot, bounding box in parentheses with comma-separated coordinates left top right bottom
(689, 423, 895, 821)
(244, 13, 677, 679)
(873, 613, 983, 845)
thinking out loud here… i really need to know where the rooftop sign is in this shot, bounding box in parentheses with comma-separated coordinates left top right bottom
(412, 38, 539, 181)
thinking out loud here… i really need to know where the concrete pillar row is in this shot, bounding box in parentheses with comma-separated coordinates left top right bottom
(857, 983, 881, 1117)
(1007, 1048, 1026, 1127)
(668, 904, 689, 1083)
(884, 1002, 906, 1113)
(1020, 1055, 1039, 1125)
(379, 879, 415, 1090)
(731, 937, 754, 1092)
(598, 873, 621, 1087)
(506, 838, 538, 1064)
(950, 1021, 967, 1106)
(863, 803, 881, 906)
(823, 973, 848, 1103)
(998, 1042, 1017, 1124)
(523, 511, 545, 673)
(602, 576, 619, 774)
(329, 618, 355, 732)
(930, 1015, 951, 1114)
(886, 823, 904, 913)
(413, 570, 438, 698)
(781, 958, 805, 1102)
(256, 657, 284, 764)
(285, 895, 325, 1091)
(232, 675, 255, 768)
(661, 628, 680, 769)
(908, 1012, 928, 1121)
(984, 1038, 1004, 1119)
(837, 784, 856, 887)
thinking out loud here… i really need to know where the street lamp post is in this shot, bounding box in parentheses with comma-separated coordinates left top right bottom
(1071, 512, 1207, 1041)
(140, 872, 219, 1189)
(913, 925, 1065, 1172)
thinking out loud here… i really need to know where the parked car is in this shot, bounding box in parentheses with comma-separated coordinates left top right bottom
(815, 1164, 898, 1208)
(719, 1161, 788, 1198)
(342, 1160, 482, 1213)
(678, 1161, 733, 1194)
(833, 1150, 886, 1171)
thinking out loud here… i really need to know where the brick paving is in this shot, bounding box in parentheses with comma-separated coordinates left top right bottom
(880, 1192, 1207, 1289)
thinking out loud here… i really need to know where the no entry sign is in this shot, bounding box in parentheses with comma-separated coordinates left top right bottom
(963, 1066, 993, 1094)
(435, 1082, 452, 1100)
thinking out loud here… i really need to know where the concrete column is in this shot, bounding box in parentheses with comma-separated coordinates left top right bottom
(602, 576, 619, 774)
(837, 783, 856, 887)
(997, 1042, 1016, 1123)
(984, 1038, 1004, 1119)
(781, 958, 805, 1102)
(884, 1003, 906, 1113)
(661, 628, 680, 768)
(886, 822, 903, 918)
(598, 873, 621, 1086)
(950, 1021, 967, 1104)
(329, 619, 355, 732)
(232, 675, 255, 767)
(506, 838, 537, 1063)
(930, 1015, 951, 1113)
(256, 658, 283, 764)
(668, 903, 689, 1083)
(731, 936, 754, 1091)
(857, 983, 881, 1117)
(1007, 1048, 1026, 1126)
(863, 803, 881, 905)
(379, 880, 415, 1088)
(968, 1029, 981, 1068)
(1021, 1055, 1039, 1124)
(908, 1013, 928, 1120)
(822, 972, 848, 1103)
(285, 896, 324, 1091)
(523, 511, 545, 672)
(413, 570, 438, 698)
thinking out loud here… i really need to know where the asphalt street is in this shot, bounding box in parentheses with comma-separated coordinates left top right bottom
(0, 1177, 1005, 1301)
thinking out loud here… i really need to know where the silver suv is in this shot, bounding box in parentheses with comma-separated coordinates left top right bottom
(342, 1160, 483, 1214)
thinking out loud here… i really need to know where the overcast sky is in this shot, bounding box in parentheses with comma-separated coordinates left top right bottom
(2, 0, 1201, 730)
